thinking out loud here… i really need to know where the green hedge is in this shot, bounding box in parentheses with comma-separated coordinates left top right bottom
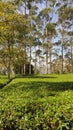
(0, 74, 73, 130)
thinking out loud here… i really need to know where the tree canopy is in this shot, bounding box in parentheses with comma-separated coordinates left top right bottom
(0, 0, 73, 78)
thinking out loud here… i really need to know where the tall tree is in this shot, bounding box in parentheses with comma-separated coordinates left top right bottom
(0, 1, 28, 78)
(59, 3, 73, 73)
(38, 0, 56, 74)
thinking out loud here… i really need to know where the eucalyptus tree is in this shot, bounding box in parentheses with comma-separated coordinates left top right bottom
(11, 0, 29, 75)
(65, 6, 73, 73)
(27, 2, 38, 74)
(33, 37, 43, 74)
(65, 32, 73, 73)
(58, 1, 73, 73)
(45, 23, 56, 74)
(0, 1, 17, 79)
(0, 1, 28, 79)
(38, 8, 51, 74)
(38, 0, 57, 74)
(58, 6, 66, 73)
(14, 0, 38, 75)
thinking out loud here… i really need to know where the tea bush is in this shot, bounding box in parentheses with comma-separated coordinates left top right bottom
(0, 74, 73, 130)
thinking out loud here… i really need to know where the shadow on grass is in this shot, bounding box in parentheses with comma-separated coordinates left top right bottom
(15, 74, 57, 79)
(20, 81, 73, 91)
(0, 77, 15, 89)
(3, 80, 73, 98)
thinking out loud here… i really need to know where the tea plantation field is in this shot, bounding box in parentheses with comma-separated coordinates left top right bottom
(0, 75, 9, 87)
(0, 74, 73, 130)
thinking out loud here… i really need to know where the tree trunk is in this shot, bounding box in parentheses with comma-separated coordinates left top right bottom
(29, 43, 32, 75)
(62, 45, 64, 73)
(46, 51, 48, 74)
(25, 1, 27, 15)
(8, 63, 11, 80)
(46, 0, 48, 8)
(71, 43, 73, 73)
(7, 41, 11, 80)
(23, 64, 26, 75)
(34, 47, 37, 74)
(24, 44, 26, 75)
(45, 26, 48, 74)
(61, 22, 65, 74)
(23, 2, 27, 75)
(8, 54, 11, 80)
(49, 48, 52, 74)
(34, 60, 37, 74)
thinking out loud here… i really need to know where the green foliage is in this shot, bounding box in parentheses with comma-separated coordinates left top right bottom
(38, 8, 51, 22)
(59, 6, 73, 22)
(0, 0, 73, 76)
(46, 23, 56, 36)
(0, 75, 8, 85)
(0, 74, 73, 130)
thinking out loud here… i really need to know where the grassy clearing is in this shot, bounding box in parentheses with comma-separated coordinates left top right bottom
(0, 74, 73, 130)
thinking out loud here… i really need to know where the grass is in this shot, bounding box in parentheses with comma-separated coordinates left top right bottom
(0, 74, 73, 130)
